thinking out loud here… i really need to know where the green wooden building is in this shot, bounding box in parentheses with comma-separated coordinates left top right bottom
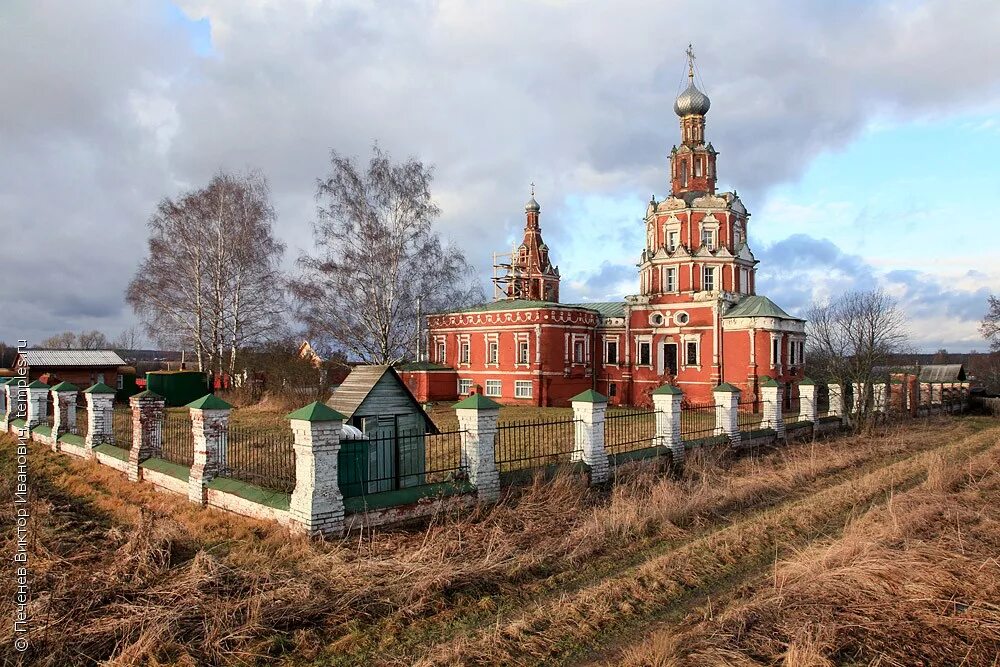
(327, 365, 438, 494)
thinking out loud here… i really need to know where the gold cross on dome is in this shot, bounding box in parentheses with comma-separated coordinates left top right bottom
(686, 44, 695, 79)
(530, 181, 535, 196)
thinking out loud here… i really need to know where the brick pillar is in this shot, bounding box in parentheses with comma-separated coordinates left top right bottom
(83, 382, 115, 455)
(798, 378, 818, 423)
(760, 377, 785, 440)
(713, 383, 741, 447)
(872, 383, 889, 415)
(50, 382, 78, 442)
(828, 383, 844, 420)
(571, 389, 609, 484)
(25, 380, 49, 429)
(2, 381, 17, 431)
(128, 389, 165, 482)
(652, 384, 683, 463)
(850, 382, 866, 420)
(287, 401, 345, 536)
(187, 394, 231, 504)
(454, 394, 501, 502)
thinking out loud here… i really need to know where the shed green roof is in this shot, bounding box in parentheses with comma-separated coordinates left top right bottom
(287, 401, 346, 422)
(652, 384, 683, 395)
(50, 381, 79, 392)
(570, 389, 608, 403)
(186, 394, 232, 410)
(723, 295, 804, 321)
(83, 382, 116, 394)
(453, 394, 501, 410)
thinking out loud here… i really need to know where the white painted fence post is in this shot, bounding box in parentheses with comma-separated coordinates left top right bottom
(128, 389, 165, 483)
(288, 401, 345, 536)
(3, 380, 25, 432)
(571, 389, 609, 484)
(83, 382, 116, 456)
(0, 378, 7, 428)
(454, 394, 501, 502)
(760, 377, 785, 440)
(798, 378, 818, 423)
(50, 382, 78, 444)
(187, 394, 231, 504)
(25, 380, 49, 430)
(652, 384, 683, 463)
(827, 383, 844, 422)
(713, 383, 741, 447)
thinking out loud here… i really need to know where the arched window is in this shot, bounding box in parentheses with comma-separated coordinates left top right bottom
(680, 161, 688, 187)
(694, 156, 703, 177)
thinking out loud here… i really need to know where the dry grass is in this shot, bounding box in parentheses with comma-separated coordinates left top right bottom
(0, 416, 995, 666)
(619, 440, 1000, 667)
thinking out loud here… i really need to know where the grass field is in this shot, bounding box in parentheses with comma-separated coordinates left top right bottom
(2, 413, 997, 666)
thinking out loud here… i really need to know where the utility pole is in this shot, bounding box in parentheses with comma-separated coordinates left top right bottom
(415, 296, 422, 362)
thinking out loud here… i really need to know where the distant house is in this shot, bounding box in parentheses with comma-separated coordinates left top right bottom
(16, 350, 128, 391)
(918, 364, 966, 383)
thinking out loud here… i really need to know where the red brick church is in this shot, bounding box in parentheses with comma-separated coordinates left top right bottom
(402, 53, 806, 406)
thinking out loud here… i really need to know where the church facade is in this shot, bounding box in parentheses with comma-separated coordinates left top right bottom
(401, 58, 806, 407)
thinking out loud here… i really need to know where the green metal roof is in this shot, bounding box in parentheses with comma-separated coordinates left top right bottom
(186, 394, 232, 410)
(565, 301, 627, 318)
(50, 381, 79, 392)
(83, 382, 116, 394)
(712, 382, 741, 393)
(453, 394, 501, 410)
(26, 380, 49, 389)
(570, 389, 608, 403)
(132, 389, 163, 400)
(287, 401, 346, 422)
(652, 383, 683, 395)
(799, 377, 816, 386)
(723, 295, 804, 321)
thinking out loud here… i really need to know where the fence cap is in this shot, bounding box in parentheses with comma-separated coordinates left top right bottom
(26, 380, 50, 389)
(570, 389, 608, 404)
(759, 376, 780, 388)
(131, 389, 164, 400)
(286, 401, 346, 422)
(798, 377, 815, 386)
(83, 382, 116, 395)
(50, 381, 79, 392)
(0, 378, 10, 385)
(453, 393, 501, 410)
(187, 393, 232, 410)
(652, 383, 683, 395)
(712, 382, 741, 393)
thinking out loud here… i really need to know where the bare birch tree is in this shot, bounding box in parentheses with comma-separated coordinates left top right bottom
(292, 145, 483, 364)
(806, 289, 909, 428)
(127, 170, 286, 373)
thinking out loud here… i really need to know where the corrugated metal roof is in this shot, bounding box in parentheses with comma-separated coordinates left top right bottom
(918, 364, 966, 382)
(565, 301, 627, 319)
(326, 365, 438, 432)
(20, 350, 126, 367)
(723, 295, 804, 321)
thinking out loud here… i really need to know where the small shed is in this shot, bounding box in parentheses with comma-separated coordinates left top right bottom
(16, 350, 127, 391)
(327, 365, 439, 493)
(918, 364, 966, 383)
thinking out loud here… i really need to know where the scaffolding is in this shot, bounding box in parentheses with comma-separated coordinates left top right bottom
(491, 245, 522, 301)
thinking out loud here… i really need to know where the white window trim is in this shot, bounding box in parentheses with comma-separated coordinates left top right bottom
(457, 378, 473, 395)
(484, 333, 499, 367)
(603, 337, 620, 367)
(663, 218, 681, 252)
(570, 333, 589, 366)
(700, 220, 719, 250)
(433, 335, 447, 364)
(458, 335, 471, 367)
(681, 334, 701, 370)
(702, 264, 717, 292)
(514, 333, 531, 367)
(484, 379, 502, 397)
(636, 336, 653, 368)
(664, 266, 678, 293)
(770, 334, 781, 371)
(514, 380, 533, 398)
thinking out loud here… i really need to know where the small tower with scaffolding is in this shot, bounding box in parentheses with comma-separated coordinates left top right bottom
(491, 185, 560, 302)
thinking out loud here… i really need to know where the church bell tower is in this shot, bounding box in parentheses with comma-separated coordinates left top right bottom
(670, 45, 718, 197)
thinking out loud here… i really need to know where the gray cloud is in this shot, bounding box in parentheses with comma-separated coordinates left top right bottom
(2, 0, 999, 346)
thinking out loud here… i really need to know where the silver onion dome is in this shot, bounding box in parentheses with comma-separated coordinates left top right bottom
(525, 196, 540, 212)
(674, 80, 711, 117)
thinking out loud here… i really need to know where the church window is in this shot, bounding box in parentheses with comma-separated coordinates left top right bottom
(517, 340, 530, 365)
(458, 378, 473, 395)
(459, 340, 470, 364)
(665, 267, 677, 292)
(436, 340, 446, 363)
(680, 161, 688, 187)
(514, 380, 533, 398)
(667, 231, 678, 251)
(674, 311, 690, 325)
(701, 227, 715, 249)
(694, 157, 703, 177)
(685, 341, 699, 366)
(487, 340, 499, 365)
(608, 382, 617, 398)
(573, 339, 585, 363)
(771, 337, 780, 367)
(637, 340, 652, 366)
(605, 339, 619, 365)
(702, 266, 715, 291)
(485, 380, 502, 397)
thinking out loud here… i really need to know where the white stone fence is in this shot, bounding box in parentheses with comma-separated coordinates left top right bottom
(3, 376, 971, 537)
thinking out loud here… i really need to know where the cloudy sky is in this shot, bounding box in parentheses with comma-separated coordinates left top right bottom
(3, 0, 999, 352)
